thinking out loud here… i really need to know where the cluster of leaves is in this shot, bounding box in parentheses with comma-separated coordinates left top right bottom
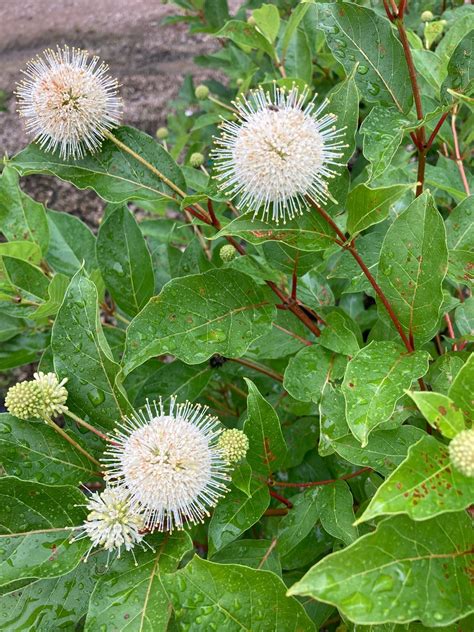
(0, 0, 473, 630)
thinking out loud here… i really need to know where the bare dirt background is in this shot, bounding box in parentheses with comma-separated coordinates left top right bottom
(0, 0, 240, 225)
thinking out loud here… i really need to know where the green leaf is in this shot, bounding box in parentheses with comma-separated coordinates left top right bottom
(9, 126, 186, 205)
(455, 297, 474, 337)
(123, 269, 274, 373)
(281, 3, 311, 58)
(316, 2, 412, 111)
(2, 256, 50, 301)
(0, 240, 42, 266)
(134, 360, 211, 407)
(327, 69, 359, 165)
(445, 196, 473, 284)
(46, 208, 97, 276)
(285, 28, 312, 84)
(283, 417, 319, 469)
(342, 342, 430, 446)
(96, 205, 154, 316)
(357, 436, 474, 524)
(243, 379, 287, 477)
(0, 166, 49, 255)
(29, 272, 69, 321)
(52, 269, 131, 430)
(284, 346, 345, 404)
(0, 478, 87, 587)
(215, 20, 275, 58)
(277, 487, 322, 556)
(213, 212, 336, 252)
(359, 108, 405, 181)
(448, 353, 474, 422)
(0, 414, 97, 485)
(85, 532, 192, 632)
(203, 0, 229, 31)
(164, 556, 315, 630)
(319, 309, 362, 357)
(208, 480, 269, 554)
(317, 480, 358, 546)
(377, 192, 448, 346)
(406, 391, 465, 439)
(442, 29, 474, 99)
(211, 539, 281, 575)
(0, 554, 105, 631)
(289, 512, 474, 626)
(347, 184, 411, 236)
(252, 4, 280, 44)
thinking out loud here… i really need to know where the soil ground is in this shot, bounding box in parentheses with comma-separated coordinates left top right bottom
(0, 0, 237, 226)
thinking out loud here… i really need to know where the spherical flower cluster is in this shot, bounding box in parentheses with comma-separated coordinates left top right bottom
(156, 126, 169, 140)
(103, 398, 229, 532)
(212, 84, 346, 224)
(218, 429, 249, 464)
(195, 84, 210, 100)
(219, 244, 238, 263)
(189, 152, 204, 168)
(33, 371, 68, 418)
(76, 487, 145, 561)
(5, 380, 43, 420)
(16, 45, 122, 160)
(449, 429, 474, 477)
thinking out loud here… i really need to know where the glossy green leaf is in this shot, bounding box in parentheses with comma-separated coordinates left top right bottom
(215, 20, 275, 58)
(124, 269, 274, 373)
(243, 379, 287, 477)
(284, 346, 345, 404)
(0, 166, 49, 255)
(448, 353, 474, 422)
(213, 212, 336, 251)
(317, 480, 358, 546)
(134, 360, 211, 407)
(0, 414, 97, 485)
(359, 108, 405, 181)
(442, 29, 474, 99)
(9, 126, 186, 204)
(96, 205, 154, 316)
(347, 184, 411, 236)
(319, 309, 361, 357)
(51, 269, 131, 430)
(289, 512, 474, 626)
(0, 478, 87, 587)
(316, 2, 412, 111)
(29, 273, 69, 321)
(208, 480, 269, 554)
(342, 342, 430, 445)
(252, 4, 280, 44)
(406, 391, 465, 439)
(285, 28, 312, 84)
(445, 196, 473, 284)
(277, 487, 321, 556)
(164, 556, 315, 630)
(2, 256, 50, 301)
(46, 208, 97, 276)
(357, 435, 474, 524)
(211, 539, 281, 576)
(85, 532, 192, 632)
(377, 193, 448, 346)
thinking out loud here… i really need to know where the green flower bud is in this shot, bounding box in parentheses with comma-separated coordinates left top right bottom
(33, 372, 68, 419)
(421, 10, 434, 22)
(218, 429, 249, 464)
(219, 244, 237, 263)
(247, 15, 256, 26)
(189, 152, 204, 168)
(195, 84, 209, 100)
(5, 380, 43, 420)
(449, 429, 474, 478)
(156, 127, 169, 140)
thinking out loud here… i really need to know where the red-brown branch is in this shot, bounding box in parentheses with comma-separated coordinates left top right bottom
(270, 467, 372, 489)
(269, 489, 294, 509)
(229, 357, 284, 383)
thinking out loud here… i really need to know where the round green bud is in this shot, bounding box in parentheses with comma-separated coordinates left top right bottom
(189, 152, 204, 168)
(218, 429, 249, 464)
(195, 84, 209, 100)
(449, 429, 474, 478)
(236, 78, 244, 87)
(219, 244, 237, 263)
(156, 127, 169, 140)
(5, 380, 43, 420)
(421, 10, 434, 22)
(33, 372, 68, 419)
(247, 15, 256, 26)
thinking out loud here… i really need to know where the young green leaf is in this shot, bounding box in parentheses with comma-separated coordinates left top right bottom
(317, 480, 358, 546)
(406, 391, 465, 438)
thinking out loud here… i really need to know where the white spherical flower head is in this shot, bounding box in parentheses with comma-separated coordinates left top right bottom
(76, 486, 145, 561)
(33, 371, 68, 418)
(212, 85, 346, 224)
(449, 429, 474, 478)
(16, 45, 122, 159)
(104, 398, 229, 532)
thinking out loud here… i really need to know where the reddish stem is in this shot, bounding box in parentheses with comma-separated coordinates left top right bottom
(229, 357, 284, 383)
(425, 112, 449, 150)
(269, 489, 293, 509)
(451, 109, 471, 196)
(444, 314, 458, 351)
(264, 508, 288, 517)
(270, 467, 372, 489)
(291, 251, 299, 301)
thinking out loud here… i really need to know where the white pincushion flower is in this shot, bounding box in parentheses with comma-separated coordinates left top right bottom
(16, 45, 122, 159)
(212, 85, 346, 224)
(103, 398, 229, 532)
(33, 371, 68, 418)
(76, 486, 145, 561)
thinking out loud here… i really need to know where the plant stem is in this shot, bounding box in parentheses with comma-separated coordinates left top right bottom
(270, 467, 372, 489)
(45, 418, 102, 468)
(264, 508, 288, 517)
(114, 311, 131, 326)
(451, 107, 471, 196)
(269, 489, 293, 509)
(444, 314, 458, 351)
(229, 357, 284, 383)
(425, 112, 449, 150)
(64, 409, 113, 443)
